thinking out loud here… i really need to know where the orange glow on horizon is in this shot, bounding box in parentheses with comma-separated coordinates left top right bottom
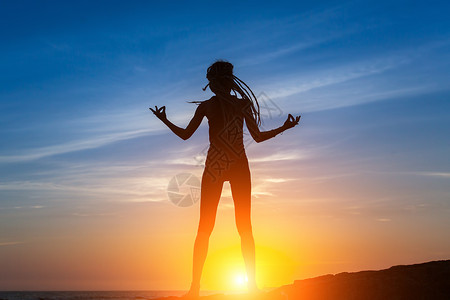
(201, 244, 297, 291)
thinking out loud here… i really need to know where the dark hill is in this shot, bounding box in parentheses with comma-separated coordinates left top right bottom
(275, 260, 450, 300)
(158, 260, 450, 300)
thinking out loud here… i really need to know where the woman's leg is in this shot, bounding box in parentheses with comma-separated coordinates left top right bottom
(188, 174, 224, 296)
(230, 168, 258, 292)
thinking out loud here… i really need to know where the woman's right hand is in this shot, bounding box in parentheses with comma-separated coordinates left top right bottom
(149, 106, 167, 121)
(283, 114, 301, 130)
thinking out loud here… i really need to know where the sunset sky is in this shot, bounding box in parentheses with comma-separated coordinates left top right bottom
(1, 0, 449, 291)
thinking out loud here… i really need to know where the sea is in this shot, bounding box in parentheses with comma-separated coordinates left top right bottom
(0, 291, 198, 300)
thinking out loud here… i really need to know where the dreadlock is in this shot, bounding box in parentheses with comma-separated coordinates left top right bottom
(200, 60, 261, 126)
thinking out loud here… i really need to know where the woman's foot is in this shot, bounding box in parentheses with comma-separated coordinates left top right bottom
(183, 283, 200, 299)
(248, 281, 261, 295)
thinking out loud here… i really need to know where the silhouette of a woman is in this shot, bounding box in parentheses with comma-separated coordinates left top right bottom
(150, 61, 300, 297)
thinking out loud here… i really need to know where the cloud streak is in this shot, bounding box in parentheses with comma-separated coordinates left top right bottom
(269, 55, 410, 98)
(0, 128, 158, 163)
(0, 241, 24, 247)
(259, 41, 448, 113)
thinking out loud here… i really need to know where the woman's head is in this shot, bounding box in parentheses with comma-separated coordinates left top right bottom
(204, 60, 261, 125)
(205, 60, 234, 95)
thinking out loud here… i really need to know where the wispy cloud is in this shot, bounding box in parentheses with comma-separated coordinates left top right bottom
(414, 172, 450, 178)
(0, 241, 24, 247)
(260, 41, 448, 113)
(0, 128, 157, 163)
(366, 171, 450, 179)
(299, 84, 435, 113)
(72, 212, 117, 217)
(269, 55, 410, 99)
(9, 205, 44, 210)
(250, 151, 307, 163)
(265, 178, 293, 183)
(239, 31, 353, 67)
(376, 218, 391, 222)
(0, 175, 169, 203)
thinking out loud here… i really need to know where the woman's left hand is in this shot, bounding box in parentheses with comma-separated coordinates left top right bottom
(149, 105, 167, 121)
(283, 114, 301, 130)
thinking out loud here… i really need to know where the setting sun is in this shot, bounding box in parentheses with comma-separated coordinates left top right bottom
(233, 274, 248, 289)
(200, 242, 297, 291)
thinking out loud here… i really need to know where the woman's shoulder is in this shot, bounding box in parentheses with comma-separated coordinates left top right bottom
(200, 97, 214, 107)
(197, 95, 248, 108)
(193, 97, 214, 113)
(191, 97, 213, 106)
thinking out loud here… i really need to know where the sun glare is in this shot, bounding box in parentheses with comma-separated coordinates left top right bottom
(234, 273, 248, 288)
(202, 243, 296, 291)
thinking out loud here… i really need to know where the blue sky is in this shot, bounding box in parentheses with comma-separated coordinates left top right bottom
(0, 0, 449, 290)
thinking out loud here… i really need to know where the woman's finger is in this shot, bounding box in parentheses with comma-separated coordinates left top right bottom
(149, 108, 155, 113)
(288, 114, 294, 121)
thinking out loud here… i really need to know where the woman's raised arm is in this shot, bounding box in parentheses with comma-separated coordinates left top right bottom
(244, 108, 300, 143)
(150, 103, 206, 140)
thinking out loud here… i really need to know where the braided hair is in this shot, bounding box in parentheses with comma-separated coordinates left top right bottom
(201, 60, 261, 126)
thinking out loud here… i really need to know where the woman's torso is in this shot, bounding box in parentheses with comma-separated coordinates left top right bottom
(202, 95, 249, 181)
